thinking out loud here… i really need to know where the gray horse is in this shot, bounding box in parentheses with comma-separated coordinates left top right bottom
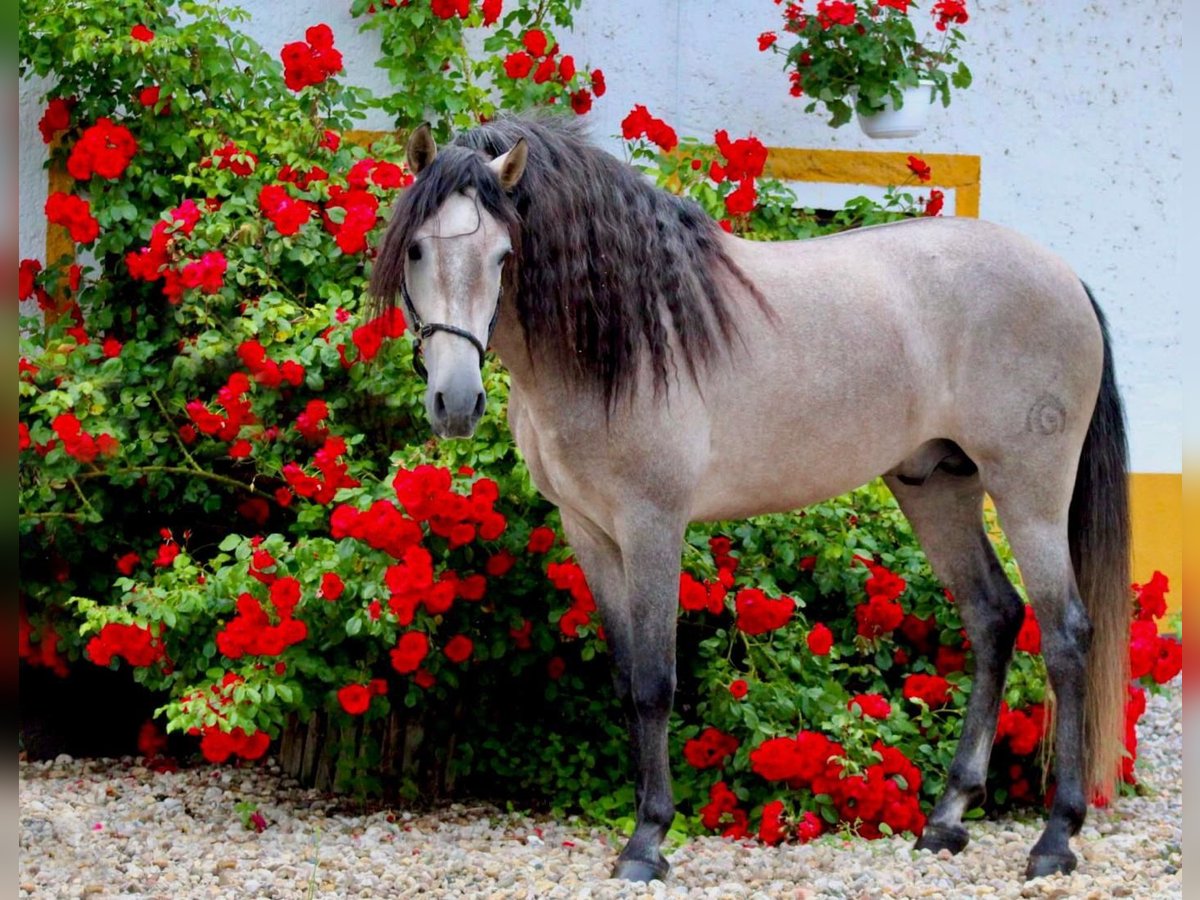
(371, 116, 1130, 883)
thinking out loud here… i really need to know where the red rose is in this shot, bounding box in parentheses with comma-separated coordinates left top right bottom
(848, 693, 892, 719)
(729, 679, 749, 700)
(806, 622, 833, 655)
(903, 673, 952, 707)
(723, 179, 758, 217)
(715, 130, 768, 181)
(481, 0, 503, 25)
(1129, 619, 1158, 679)
(935, 644, 968, 675)
(758, 31, 777, 51)
(758, 799, 787, 845)
(996, 702, 1046, 755)
(522, 28, 548, 56)
(590, 68, 606, 97)
(131, 24, 154, 42)
(503, 51, 534, 79)
(38, 97, 72, 144)
(683, 727, 739, 769)
(431, 0, 470, 18)
(390, 631, 429, 674)
(699, 780, 740, 830)
(138, 85, 161, 108)
(153, 541, 179, 568)
(281, 25, 343, 92)
(797, 810, 823, 843)
(320, 572, 345, 601)
(526, 526, 555, 553)
(1153, 636, 1182, 683)
(115, 552, 140, 575)
(570, 89, 593, 115)
(734, 588, 793, 635)
(533, 56, 556, 84)
(854, 594, 904, 638)
(1133, 571, 1169, 621)
(750, 731, 840, 785)
(907, 154, 932, 182)
(924, 189, 945, 217)
(1015, 605, 1041, 654)
(817, 0, 857, 29)
(443, 634, 473, 664)
(19, 259, 41, 301)
(337, 684, 372, 716)
(486, 550, 516, 577)
(932, 0, 969, 31)
(546, 656, 566, 679)
(45, 192, 100, 244)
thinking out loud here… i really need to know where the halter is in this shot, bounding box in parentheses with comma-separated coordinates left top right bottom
(401, 279, 500, 382)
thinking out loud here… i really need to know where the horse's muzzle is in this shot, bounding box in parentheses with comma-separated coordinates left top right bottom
(428, 385, 486, 438)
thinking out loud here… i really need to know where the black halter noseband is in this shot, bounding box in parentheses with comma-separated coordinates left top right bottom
(401, 279, 499, 382)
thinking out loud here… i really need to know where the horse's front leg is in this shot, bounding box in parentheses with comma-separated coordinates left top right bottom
(562, 509, 682, 883)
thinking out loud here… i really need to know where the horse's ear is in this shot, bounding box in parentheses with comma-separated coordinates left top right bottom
(406, 123, 437, 176)
(488, 138, 528, 191)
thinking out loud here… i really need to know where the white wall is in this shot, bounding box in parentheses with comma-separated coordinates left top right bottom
(20, 1, 1182, 471)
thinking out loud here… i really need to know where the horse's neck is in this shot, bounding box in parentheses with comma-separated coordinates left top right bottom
(488, 297, 533, 384)
(489, 297, 590, 428)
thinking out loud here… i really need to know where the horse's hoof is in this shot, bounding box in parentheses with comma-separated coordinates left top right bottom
(914, 823, 969, 856)
(1025, 852, 1077, 879)
(612, 856, 669, 883)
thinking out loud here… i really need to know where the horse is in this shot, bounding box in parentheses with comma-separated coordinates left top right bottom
(370, 115, 1130, 884)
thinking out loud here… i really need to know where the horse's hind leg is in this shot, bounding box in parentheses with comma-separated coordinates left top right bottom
(988, 492, 1091, 878)
(885, 468, 1025, 854)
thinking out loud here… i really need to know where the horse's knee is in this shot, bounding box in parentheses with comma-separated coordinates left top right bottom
(631, 666, 675, 718)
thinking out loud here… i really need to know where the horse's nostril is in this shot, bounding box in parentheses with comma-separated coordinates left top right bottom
(473, 392, 486, 419)
(434, 392, 447, 417)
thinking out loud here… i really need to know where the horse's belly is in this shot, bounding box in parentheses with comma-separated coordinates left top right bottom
(688, 417, 919, 522)
(689, 460, 880, 521)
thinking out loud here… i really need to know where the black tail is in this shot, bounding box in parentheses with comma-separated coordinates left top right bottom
(1069, 283, 1131, 797)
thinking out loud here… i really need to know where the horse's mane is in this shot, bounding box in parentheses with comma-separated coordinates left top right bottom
(370, 113, 765, 405)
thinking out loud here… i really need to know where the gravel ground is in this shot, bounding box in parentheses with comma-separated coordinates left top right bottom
(20, 678, 1181, 900)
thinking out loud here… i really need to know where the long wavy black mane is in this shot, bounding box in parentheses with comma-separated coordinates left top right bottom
(370, 114, 764, 404)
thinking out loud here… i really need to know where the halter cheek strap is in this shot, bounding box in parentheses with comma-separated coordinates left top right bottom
(401, 280, 499, 383)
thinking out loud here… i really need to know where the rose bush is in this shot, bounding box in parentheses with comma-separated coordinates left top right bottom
(19, 0, 1179, 846)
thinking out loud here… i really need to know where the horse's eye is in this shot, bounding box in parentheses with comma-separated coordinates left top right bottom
(407, 245, 422, 262)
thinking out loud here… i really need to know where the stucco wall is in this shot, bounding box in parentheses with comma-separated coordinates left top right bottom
(19, 1, 1182, 471)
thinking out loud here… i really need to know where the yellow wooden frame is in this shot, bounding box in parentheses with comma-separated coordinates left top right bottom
(763, 147, 981, 218)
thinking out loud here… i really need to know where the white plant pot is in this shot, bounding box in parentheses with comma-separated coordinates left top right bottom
(855, 82, 935, 140)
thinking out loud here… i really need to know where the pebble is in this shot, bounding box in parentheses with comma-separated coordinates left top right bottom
(18, 678, 1181, 899)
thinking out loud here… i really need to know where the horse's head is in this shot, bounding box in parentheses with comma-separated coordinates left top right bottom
(373, 124, 527, 439)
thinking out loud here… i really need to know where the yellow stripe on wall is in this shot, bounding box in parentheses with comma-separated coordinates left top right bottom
(763, 146, 981, 218)
(1130, 473, 1183, 615)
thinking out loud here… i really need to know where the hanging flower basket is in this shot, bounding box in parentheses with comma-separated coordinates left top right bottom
(855, 80, 936, 139)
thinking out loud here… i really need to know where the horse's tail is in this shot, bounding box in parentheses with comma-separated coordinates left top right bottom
(1070, 282, 1131, 798)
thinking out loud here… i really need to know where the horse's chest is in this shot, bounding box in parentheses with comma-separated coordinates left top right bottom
(506, 394, 574, 508)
